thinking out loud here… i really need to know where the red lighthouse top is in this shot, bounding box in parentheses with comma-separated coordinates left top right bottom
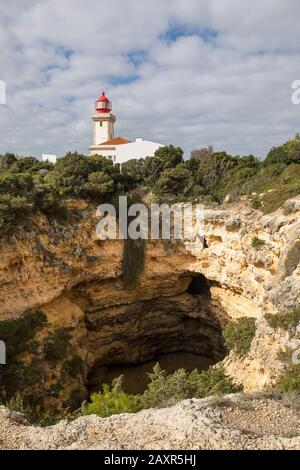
(95, 91, 112, 113)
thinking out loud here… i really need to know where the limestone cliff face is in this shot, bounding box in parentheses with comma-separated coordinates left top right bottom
(0, 196, 299, 406)
(187, 197, 300, 315)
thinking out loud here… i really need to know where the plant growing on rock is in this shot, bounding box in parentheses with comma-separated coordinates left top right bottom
(275, 365, 300, 393)
(0, 310, 47, 399)
(265, 310, 300, 331)
(223, 317, 257, 356)
(83, 364, 242, 419)
(83, 376, 139, 417)
(43, 329, 70, 362)
(251, 237, 265, 248)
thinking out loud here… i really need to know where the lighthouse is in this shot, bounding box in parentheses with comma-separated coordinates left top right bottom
(89, 89, 164, 162)
(92, 92, 115, 145)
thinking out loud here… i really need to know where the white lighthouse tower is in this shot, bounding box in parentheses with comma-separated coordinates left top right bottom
(91, 92, 115, 145)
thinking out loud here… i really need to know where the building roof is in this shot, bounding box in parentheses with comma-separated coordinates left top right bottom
(97, 91, 110, 103)
(101, 137, 130, 145)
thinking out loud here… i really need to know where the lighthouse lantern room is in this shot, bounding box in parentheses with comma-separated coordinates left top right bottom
(95, 91, 112, 113)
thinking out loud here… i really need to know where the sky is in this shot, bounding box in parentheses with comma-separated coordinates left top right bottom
(0, 0, 300, 159)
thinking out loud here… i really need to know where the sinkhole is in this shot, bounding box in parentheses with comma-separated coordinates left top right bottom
(87, 273, 226, 395)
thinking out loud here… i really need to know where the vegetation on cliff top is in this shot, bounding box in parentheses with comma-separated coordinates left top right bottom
(0, 133, 299, 236)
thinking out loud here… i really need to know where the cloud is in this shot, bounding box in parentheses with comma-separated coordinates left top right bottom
(0, 0, 299, 158)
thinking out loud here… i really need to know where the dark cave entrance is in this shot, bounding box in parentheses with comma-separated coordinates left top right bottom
(187, 273, 211, 296)
(87, 272, 226, 395)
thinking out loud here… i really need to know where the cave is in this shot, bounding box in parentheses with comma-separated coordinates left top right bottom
(187, 273, 211, 296)
(86, 272, 226, 395)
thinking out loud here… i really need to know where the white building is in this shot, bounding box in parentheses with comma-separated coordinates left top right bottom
(42, 154, 59, 164)
(89, 91, 164, 163)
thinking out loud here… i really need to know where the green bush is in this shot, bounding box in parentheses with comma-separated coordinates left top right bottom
(252, 196, 262, 209)
(251, 237, 265, 248)
(223, 317, 257, 356)
(63, 355, 85, 378)
(275, 365, 300, 393)
(3, 393, 77, 427)
(265, 310, 300, 331)
(43, 329, 70, 362)
(0, 310, 47, 398)
(0, 194, 33, 234)
(84, 364, 242, 418)
(0, 153, 17, 171)
(82, 171, 114, 199)
(139, 364, 192, 409)
(189, 365, 243, 398)
(83, 376, 139, 417)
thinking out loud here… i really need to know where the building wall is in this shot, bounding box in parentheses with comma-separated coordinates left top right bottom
(89, 145, 116, 161)
(42, 154, 59, 164)
(93, 113, 115, 145)
(115, 139, 164, 164)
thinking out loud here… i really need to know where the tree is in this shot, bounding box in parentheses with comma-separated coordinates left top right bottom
(265, 145, 289, 165)
(155, 164, 192, 198)
(154, 145, 184, 167)
(190, 146, 213, 162)
(121, 159, 145, 186)
(0, 153, 17, 171)
(82, 171, 114, 199)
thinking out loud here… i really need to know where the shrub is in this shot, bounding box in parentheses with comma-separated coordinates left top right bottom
(4, 393, 35, 422)
(0, 153, 17, 171)
(84, 364, 242, 418)
(83, 376, 139, 417)
(223, 317, 257, 356)
(139, 364, 192, 409)
(82, 171, 114, 199)
(0, 194, 33, 234)
(189, 365, 243, 398)
(275, 365, 300, 393)
(63, 355, 85, 378)
(43, 329, 70, 362)
(265, 310, 300, 331)
(251, 237, 265, 248)
(154, 164, 193, 200)
(0, 311, 47, 398)
(252, 196, 262, 209)
(3, 393, 75, 427)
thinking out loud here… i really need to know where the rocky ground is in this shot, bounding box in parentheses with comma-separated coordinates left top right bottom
(0, 394, 299, 450)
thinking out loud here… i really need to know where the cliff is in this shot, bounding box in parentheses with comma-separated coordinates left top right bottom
(0, 196, 299, 408)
